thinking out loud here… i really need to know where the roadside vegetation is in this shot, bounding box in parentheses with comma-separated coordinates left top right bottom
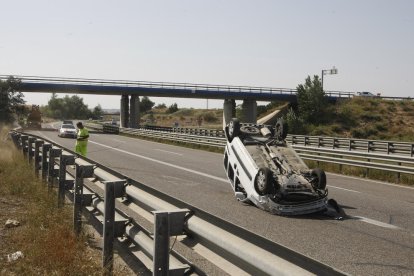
(0, 126, 126, 275)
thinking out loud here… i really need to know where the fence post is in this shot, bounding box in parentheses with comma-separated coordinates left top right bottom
(58, 154, 75, 207)
(34, 140, 44, 177)
(73, 164, 95, 236)
(102, 180, 126, 274)
(41, 144, 52, 180)
(27, 137, 36, 164)
(48, 148, 62, 188)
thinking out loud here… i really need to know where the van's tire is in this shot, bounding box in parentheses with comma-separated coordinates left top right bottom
(228, 118, 240, 141)
(311, 168, 327, 190)
(255, 167, 273, 195)
(240, 125, 260, 135)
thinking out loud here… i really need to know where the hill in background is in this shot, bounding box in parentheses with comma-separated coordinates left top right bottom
(140, 98, 414, 142)
(306, 97, 414, 141)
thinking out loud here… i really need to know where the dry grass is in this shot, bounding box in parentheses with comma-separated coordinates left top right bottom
(0, 125, 107, 275)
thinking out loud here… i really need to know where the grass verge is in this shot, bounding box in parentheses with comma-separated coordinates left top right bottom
(0, 126, 117, 275)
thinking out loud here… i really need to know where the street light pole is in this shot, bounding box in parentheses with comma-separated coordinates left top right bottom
(321, 66, 338, 92)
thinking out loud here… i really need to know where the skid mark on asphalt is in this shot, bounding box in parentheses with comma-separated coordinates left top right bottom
(351, 216, 400, 229)
(89, 140, 228, 183)
(154, 149, 183, 156)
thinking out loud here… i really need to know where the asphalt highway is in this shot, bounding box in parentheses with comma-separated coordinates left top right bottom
(32, 129, 414, 276)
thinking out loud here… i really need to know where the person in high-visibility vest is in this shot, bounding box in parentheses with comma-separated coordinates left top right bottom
(75, 122, 89, 157)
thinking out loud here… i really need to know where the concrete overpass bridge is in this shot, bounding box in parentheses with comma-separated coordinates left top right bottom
(2, 75, 354, 127)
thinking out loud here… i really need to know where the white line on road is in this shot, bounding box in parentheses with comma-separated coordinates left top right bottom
(327, 185, 361, 193)
(89, 140, 229, 183)
(154, 149, 183, 156)
(351, 216, 400, 229)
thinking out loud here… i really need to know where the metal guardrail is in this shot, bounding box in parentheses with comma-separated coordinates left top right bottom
(88, 124, 414, 181)
(287, 135, 414, 157)
(9, 131, 344, 276)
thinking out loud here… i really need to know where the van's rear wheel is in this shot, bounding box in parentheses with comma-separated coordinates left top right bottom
(311, 168, 327, 190)
(255, 167, 273, 195)
(228, 118, 240, 141)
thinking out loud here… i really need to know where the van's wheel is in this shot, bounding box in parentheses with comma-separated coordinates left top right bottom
(255, 167, 273, 195)
(240, 126, 260, 135)
(228, 118, 240, 141)
(311, 168, 327, 190)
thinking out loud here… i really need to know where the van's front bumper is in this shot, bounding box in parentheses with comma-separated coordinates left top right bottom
(254, 196, 328, 216)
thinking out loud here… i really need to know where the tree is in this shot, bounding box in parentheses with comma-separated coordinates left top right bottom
(139, 96, 155, 113)
(155, 103, 166, 109)
(296, 75, 326, 124)
(0, 76, 25, 123)
(45, 94, 92, 119)
(166, 103, 179, 114)
(92, 104, 103, 119)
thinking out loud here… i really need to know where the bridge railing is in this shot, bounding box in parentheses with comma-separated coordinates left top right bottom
(9, 131, 343, 276)
(1, 75, 355, 97)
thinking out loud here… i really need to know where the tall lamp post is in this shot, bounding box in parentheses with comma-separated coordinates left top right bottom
(321, 66, 338, 91)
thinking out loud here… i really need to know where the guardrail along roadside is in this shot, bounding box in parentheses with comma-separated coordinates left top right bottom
(85, 123, 414, 184)
(9, 131, 345, 276)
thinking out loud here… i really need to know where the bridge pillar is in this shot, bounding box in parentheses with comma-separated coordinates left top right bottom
(120, 95, 129, 128)
(241, 99, 257, 123)
(129, 95, 140, 128)
(223, 99, 236, 129)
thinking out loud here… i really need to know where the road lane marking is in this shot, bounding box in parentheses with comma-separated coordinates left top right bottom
(89, 140, 229, 183)
(351, 216, 400, 229)
(327, 185, 361, 193)
(36, 131, 59, 144)
(327, 172, 414, 190)
(154, 149, 183, 156)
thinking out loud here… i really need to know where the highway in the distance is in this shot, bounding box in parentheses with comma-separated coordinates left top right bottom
(32, 129, 414, 276)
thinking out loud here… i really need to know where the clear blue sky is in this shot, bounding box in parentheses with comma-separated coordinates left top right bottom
(1, 0, 413, 109)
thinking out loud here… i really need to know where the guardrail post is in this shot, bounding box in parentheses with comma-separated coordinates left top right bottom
(411, 144, 414, 157)
(304, 136, 309, 146)
(34, 140, 44, 176)
(48, 148, 62, 187)
(333, 138, 338, 149)
(349, 139, 353, 151)
(27, 137, 36, 164)
(367, 141, 373, 153)
(21, 135, 28, 158)
(11, 132, 20, 148)
(152, 209, 189, 276)
(58, 154, 75, 207)
(73, 164, 95, 236)
(41, 144, 52, 180)
(397, 162, 401, 183)
(102, 180, 126, 274)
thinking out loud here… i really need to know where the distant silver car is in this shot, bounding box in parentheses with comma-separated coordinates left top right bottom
(356, 91, 375, 97)
(58, 124, 77, 138)
(223, 118, 328, 215)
